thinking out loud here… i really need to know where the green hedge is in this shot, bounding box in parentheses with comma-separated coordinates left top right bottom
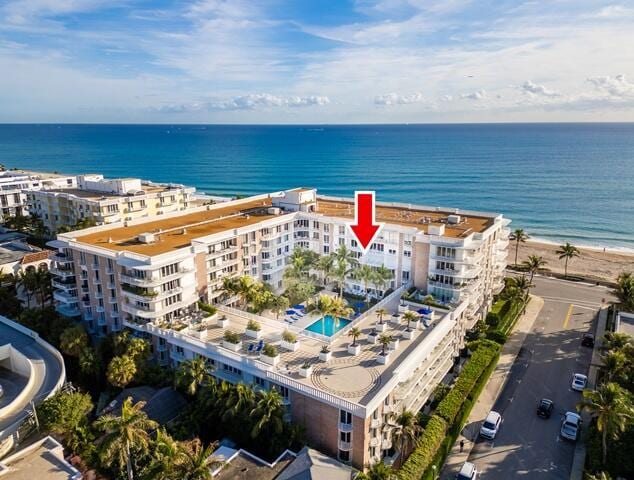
(397, 342, 500, 480)
(397, 415, 448, 480)
(435, 343, 500, 423)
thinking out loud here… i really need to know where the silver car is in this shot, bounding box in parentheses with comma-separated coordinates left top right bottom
(560, 412, 582, 441)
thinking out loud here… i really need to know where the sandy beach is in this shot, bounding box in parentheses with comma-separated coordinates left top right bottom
(510, 240, 634, 284)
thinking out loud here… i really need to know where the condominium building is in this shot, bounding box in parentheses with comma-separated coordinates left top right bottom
(28, 174, 196, 232)
(49, 188, 510, 469)
(0, 169, 76, 222)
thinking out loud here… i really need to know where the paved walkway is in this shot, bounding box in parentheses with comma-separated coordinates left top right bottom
(569, 306, 607, 480)
(441, 295, 544, 479)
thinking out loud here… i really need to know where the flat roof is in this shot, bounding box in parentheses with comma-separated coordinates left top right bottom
(75, 198, 275, 256)
(39, 183, 172, 200)
(316, 199, 494, 238)
(0, 438, 78, 480)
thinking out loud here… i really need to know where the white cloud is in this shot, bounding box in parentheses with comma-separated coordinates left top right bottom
(155, 94, 330, 113)
(460, 90, 486, 100)
(520, 80, 559, 97)
(587, 74, 634, 99)
(374, 92, 426, 105)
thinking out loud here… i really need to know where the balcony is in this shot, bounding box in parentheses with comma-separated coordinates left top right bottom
(52, 253, 73, 264)
(97, 316, 107, 326)
(338, 440, 352, 451)
(56, 304, 80, 317)
(108, 296, 118, 304)
(381, 438, 392, 450)
(53, 290, 78, 303)
(369, 437, 380, 447)
(52, 279, 76, 291)
(50, 267, 75, 278)
(96, 305, 106, 313)
(338, 422, 353, 433)
(370, 418, 382, 429)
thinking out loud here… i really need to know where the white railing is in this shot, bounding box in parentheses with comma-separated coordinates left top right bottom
(267, 370, 365, 416)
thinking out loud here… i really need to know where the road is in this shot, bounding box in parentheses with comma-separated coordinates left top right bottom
(466, 276, 614, 479)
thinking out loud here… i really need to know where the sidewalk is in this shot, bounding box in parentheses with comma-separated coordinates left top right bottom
(569, 306, 607, 480)
(440, 295, 544, 479)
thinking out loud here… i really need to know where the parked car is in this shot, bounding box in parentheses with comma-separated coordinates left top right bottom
(581, 333, 595, 348)
(456, 461, 478, 480)
(480, 411, 502, 439)
(571, 373, 588, 391)
(537, 398, 554, 418)
(560, 411, 582, 441)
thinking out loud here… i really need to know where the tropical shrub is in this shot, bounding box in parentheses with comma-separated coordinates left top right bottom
(397, 415, 448, 480)
(263, 344, 278, 357)
(246, 320, 261, 332)
(282, 330, 297, 343)
(197, 301, 217, 316)
(223, 330, 241, 344)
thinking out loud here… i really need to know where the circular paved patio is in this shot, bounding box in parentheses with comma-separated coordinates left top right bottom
(311, 358, 382, 399)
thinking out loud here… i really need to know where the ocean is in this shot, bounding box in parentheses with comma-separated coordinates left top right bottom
(0, 123, 633, 250)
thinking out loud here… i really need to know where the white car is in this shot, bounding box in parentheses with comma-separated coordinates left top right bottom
(560, 411, 582, 441)
(571, 373, 588, 391)
(479, 411, 502, 439)
(456, 461, 477, 480)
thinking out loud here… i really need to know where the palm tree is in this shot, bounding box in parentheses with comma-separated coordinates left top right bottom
(177, 439, 223, 480)
(142, 428, 183, 480)
(222, 383, 255, 423)
(391, 409, 422, 458)
(316, 254, 337, 287)
(585, 472, 613, 480)
(523, 255, 547, 283)
(502, 275, 532, 304)
(249, 389, 285, 438)
(373, 265, 394, 297)
(313, 294, 354, 336)
(271, 295, 290, 320)
(354, 264, 377, 306)
(556, 242, 580, 279)
(16, 269, 37, 307)
(348, 327, 362, 347)
(333, 245, 359, 297)
(60, 324, 89, 357)
(376, 307, 388, 325)
(94, 397, 158, 480)
(364, 461, 395, 480)
(613, 272, 634, 312)
(236, 275, 257, 308)
(402, 311, 419, 331)
(176, 357, 213, 397)
(378, 334, 393, 356)
(602, 350, 627, 382)
(577, 382, 634, 465)
(107, 355, 137, 388)
(509, 228, 529, 266)
(601, 332, 633, 352)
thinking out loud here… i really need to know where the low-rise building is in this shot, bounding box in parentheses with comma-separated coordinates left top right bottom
(0, 170, 76, 223)
(28, 175, 196, 232)
(48, 188, 509, 468)
(0, 436, 81, 480)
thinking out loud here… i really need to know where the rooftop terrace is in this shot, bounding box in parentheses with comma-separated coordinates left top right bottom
(316, 198, 494, 238)
(74, 198, 276, 256)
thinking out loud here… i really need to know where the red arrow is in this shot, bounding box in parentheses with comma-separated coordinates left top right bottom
(348, 191, 384, 253)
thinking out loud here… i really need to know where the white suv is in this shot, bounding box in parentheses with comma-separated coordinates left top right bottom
(480, 411, 502, 439)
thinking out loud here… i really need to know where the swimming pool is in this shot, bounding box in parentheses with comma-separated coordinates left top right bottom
(304, 315, 351, 337)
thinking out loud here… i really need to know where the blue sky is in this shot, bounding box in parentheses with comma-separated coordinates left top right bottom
(1, 0, 633, 123)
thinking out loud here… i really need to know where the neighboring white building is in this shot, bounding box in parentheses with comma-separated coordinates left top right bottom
(0, 436, 81, 479)
(48, 188, 510, 468)
(27, 174, 196, 233)
(0, 170, 77, 223)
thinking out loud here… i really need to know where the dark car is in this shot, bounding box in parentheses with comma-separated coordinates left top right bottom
(581, 333, 595, 348)
(537, 398, 554, 418)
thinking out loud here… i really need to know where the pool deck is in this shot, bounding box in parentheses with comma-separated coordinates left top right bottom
(134, 292, 452, 407)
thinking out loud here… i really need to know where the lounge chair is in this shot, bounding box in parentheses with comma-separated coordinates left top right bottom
(255, 343, 263, 353)
(247, 343, 255, 353)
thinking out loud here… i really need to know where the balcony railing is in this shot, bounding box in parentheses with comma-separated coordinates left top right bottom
(338, 422, 353, 433)
(50, 267, 75, 278)
(338, 440, 352, 451)
(53, 290, 78, 303)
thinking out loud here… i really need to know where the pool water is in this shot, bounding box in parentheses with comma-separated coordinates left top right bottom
(305, 315, 351, 337)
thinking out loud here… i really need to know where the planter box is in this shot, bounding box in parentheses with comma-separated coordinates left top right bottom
(299, 365, 313, 378)
(377, 353, 390, 365)
(261, 354, 280, 366)
(398, 304, 409, 313)
(319, 351, 332, 361)
(389, 338, 399, 350)
(245, 328, 261, 339)
(217, 317, 229, 328)
(222, 340, 242, 352)
(348, 344, 361, 356)
(190, 328, 208, 340)
(375, 322, 388, 332)
(367, 334, 378, 344)
(204, 313, 219, 322)
(281, 340, 299, 352)
(403, 329, 417, 340)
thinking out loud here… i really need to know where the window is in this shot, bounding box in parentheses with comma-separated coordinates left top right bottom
(254, 376, 266, 387)
(402, 271, 410, 281)
(323, 245, 330, 254)
(351, 239, 358, 247)
(340, 431, 351, 442)
(370, 243, 384, 252)
(223, 364, 242, 376)
(164, 294, 182, 307)
(160, 263, 178, 277)
(388, 249, 396, 255)
(340, 410, 352, 425)
(403, 250, 412, 257)
(338, 450, 350, 462)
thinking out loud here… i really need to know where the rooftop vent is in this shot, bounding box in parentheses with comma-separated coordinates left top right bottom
(267, 207, 281, 215)
(447, 214, 461, 224)
(137, 232, 156, 244)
